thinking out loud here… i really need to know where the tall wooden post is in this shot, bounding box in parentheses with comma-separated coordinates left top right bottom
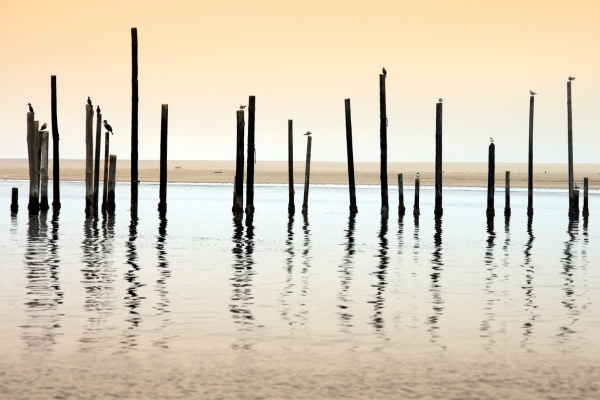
(85, 104, 94, 215)
(527, 95, 534, 216)
(26, 112, 39, 214)
(35, 122, 41, 196)
(131, 27, 139, 215)
(102, 128, 110, 213)
(158, 104, 168, 213)
(302, 136, 312, 215)
(288, 120, 295, 215)
(51, 75, 61, 210)
(232, 110, 245, 214)
(107, 155, 117, 214)
(398, 173, 405, 216)
(567, 81, 574, 218)
(434, 102, 443, 218)
(486, 143, 495, 217)
(246, 96, 256, 214)
(40, 131, 49, 211)
(582, 177, 589, 218)
(11, 188, 18, 214)
(504, 171, 511, 217)
(345, 99, 358, 213)
(379, 75, 389, 215)
(93, 111, 102, 213)
(413, 176, 420, 216)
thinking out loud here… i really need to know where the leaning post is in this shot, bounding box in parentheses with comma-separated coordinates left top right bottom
(567, 80, 575, 218)
(246, 96, 256, 214)
(345, 99, 358, 213)
(131, 27, 139, 215)
(158, 104, 168, 213)
(434, 101, 443, 218)
(582, 177, 589, 218)
(288, 120, 295, 215)
(527, 95, 534, 216)
(51, 75, 61, 210)
(85, 104, 94, 215)
(40, 131, 50, 211)
(232, 110, 245, 214)
(379, 74, 389, 215)
(504, 171, 511, 217)
(26, 112, 39, 214)
(93, 110, 102, 213)
(486, 142, 495, 217)
(302, 135, 313, 215)
(398, 173, 405, 216)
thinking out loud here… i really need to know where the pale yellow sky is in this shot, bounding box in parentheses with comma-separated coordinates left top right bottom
(1, 0, 599, 163)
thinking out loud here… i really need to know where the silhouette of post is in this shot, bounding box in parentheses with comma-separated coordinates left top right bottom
(26, 112, 39, 214)
(232, 110, 245, 214)
(102, 126, 110, 213)
(51, 76, 61, 210)
(10, 188, 18, 214)
(567, 81, 575, 218)
(288, 120, 295, 215)
(379, 74, 388, 215)
(93, 111, 102, 213)
(158, 104, 168, 213)
(574, 188, 580, 217)
(131, 27, 139, 215)
(40, 131, 49, 212)
(35, 122, 41, 196)
(582, 177, 589, 218)
(85, 104, 94, 215)
(528, 95, 534, 216)
(504, 171, 511, 217)
(434, 102, 443, 218)
(345, 99, 358, 213)
(486, 142, 495, 217)
(107, 155, 117, 214)
(246, 96, 256, 214)
(302, 135, 312, 215)
(413, 176, 420, 216)
(398, 173, 405, 216)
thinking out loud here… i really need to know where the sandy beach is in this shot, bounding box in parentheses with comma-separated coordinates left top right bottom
(1, 158, 599, 189)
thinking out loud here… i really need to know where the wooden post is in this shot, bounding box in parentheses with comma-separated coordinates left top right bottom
(107, 155, 117, 213)
(158, 104, 168, 213)
(486, 143, 495, 217)
(93, 111, 102, 213)
(40, 131, 49, 211)
(302, 136, 312, 215)
(582, 177, 589, 218)
(26, 112, 39, 214)
(246, 96, 256, 214)
(345, 99, 358, 213)
(51, 75, 61, 210)
(413, 176, 420, 216)
(85, 104, 94, 215)
(434, 102, 443, 218)
(232, 110, 245, 214)
(574, 189, 580, 217)
(379, 74, 389, 215)
(504, 171, 511, 217)
(11, 188, 18, 213)
(101, 127, 110, 213)
(398, 173, 405, 216)
(527, 95, 534, 216)
(131, 27, 139, 215)
(288, 120, 295, 215)
(567, 81, 575, 218)
(35, 122, 41, 197)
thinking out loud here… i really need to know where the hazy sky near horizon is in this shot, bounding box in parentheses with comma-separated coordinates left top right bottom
(1, 0, 599, 163)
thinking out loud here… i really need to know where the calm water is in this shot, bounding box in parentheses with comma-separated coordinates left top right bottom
(1, 181, 599, 399)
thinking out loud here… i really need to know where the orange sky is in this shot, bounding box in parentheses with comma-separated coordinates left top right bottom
(1, 0, 599, 163)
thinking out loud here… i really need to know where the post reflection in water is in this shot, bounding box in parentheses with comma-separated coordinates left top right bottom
(558, 219, 580, 342)
(370, 213, 388, 333)
(521, 216, 537, 348)
(480, 216, 499, 348)
(298, 213, 312, 327)
(337, 212, 356, 331)
(413, 214, 420, 265)
(123, 215, 144, 349)
(427, 217, 444, 345)
(154, 214, 173, 349)
(279, 215, 295, 325)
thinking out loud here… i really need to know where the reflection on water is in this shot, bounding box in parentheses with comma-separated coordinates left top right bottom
(337, 213, 356, 331)
(558, 219, 580, 342)
(279, 215, 295, 324)
(428, 217, 444, 345)
(521, 216, 537, 348)
(370, 214, 388, 333)
(154, 215, 173, 348)
(480, 217, 498, 348)
(298, 214, 312, 327)
(123, 216, 144, 349)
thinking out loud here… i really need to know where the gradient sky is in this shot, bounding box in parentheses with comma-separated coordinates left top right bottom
(1, 0, 599, 163)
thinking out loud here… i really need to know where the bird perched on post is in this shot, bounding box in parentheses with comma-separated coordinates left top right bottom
(103, 120, 113, 135)
(40, 123, 47, 130)
(240, 105, 246, 110)
(439, 98, 443, 103)
(96, 105, 101, 115)
(304, 131, 312, 136)
(530, 90, 537, 96)
(574, 183, 580, 190)
(28, 103, 34, 113)
(87, 97, 92, 107)
(382, 67, 387, 78)
(490, 137, 494, 143)
(416, 172, 420, 178)
(568, 76, 576, 81)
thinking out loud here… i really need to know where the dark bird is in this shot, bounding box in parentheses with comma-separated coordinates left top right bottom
(103, 120, 113, 135)
(40, 123, 47, 130)
(240, 105, 246, 110)
(568, 76, 576, 81)
(87, 97, 92, 107)
(28, 103, 34, 113)
(530, 90, 537, 96)
(439, 98, 443, 103)
(96, 105, 101, 115)
(304, 131, 312, 136)
(382, 67, 387, 78)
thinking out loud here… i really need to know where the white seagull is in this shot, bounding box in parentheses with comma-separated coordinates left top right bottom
(416, 172, 420, 178)
(490, 137, 494, 143)
(438, 98, 443, 103)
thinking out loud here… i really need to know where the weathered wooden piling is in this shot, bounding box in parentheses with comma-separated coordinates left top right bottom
(413, 176, 420, 216)
(232, 110, 245, 214)
(26, 112, 39, 214)
(93, 111, 102, 213)
(345, 99, 358, 213)
(582, 177, 589, 218)
(504, 171, 511, 217)
(288, 120, 295, 214)
(527, 95, 534, 216)
(101, 126, 110, 213)
(398, 173, 405, 216)
(574, 189, 580, 217)
(379, 75, 389, 215)
(35, 122, 41, 196)
(567, 81, 575, 218)
(486, 142, 495, 217)
(158, 104, 168, 213)
(51, 75, 61, 210)
(85, 104, 94, 215)
(302, 136, 313, 215)
(40, 131, 49, 211)
(246, 96, 256, 214)
(107, 155, 117, 213)
(434, 102, 443, 218)
(10, 188, 18, 213)
(131, 27, 139, 215)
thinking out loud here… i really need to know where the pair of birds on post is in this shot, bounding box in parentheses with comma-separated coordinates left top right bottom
(88, 96, 114, 135)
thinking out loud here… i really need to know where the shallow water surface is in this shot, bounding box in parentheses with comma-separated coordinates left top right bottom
(0, 181, 599, 399)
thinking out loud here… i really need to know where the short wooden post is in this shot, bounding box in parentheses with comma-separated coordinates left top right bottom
(26, 112, 39, 214)
(245, 96, 256, 214)
(486, 142, 495, 217)
(107, 155, 117, 213)
(101, 124, 110, 213)
(10, 188, 18, 213)
(131, 27, 139, 215)
(93, 111, 102, 213)
(574, 189, 580, 217)
(51, 75, 61, 210)
(288, 120, 295, 215)
(40, 131, 49, 211)
(379, 74, 389, 215)
(398, 173, 405, 216)
(345, 99, 358, 213)
(85, 104, 94, 215)
(434, 102, 443, 218)
(582, 177, 589, 218)
(232, 110, 245, 214)
(567, 81, 575, 218)
(158, 104, 168, 213)
(35, 122, 41, 196)
(527, 95, 534, 216)
(504, 171, 511, 217)
(302, 135, 312, 215)
(413, 176, 420, 216)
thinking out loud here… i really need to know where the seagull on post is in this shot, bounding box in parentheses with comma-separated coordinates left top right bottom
(304, 131, 312, 136)
(103, 120, 113, 135)
(87, 97, 92, 107)
(490, 137, 494, 143)
(382, 67, 387, 78)
(40, 123, 47, 130)
(439, 98, 443, 103)
(28, 103, 34, 113)
(574, 183, 580, 190)
(530, 90, 537, 96)
(569, 76, 576, 81)
(416, 172, 420, 178)
(240, 105, 246, 110)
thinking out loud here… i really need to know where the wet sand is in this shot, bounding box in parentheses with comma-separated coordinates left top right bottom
(2, 159, 600, 188)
